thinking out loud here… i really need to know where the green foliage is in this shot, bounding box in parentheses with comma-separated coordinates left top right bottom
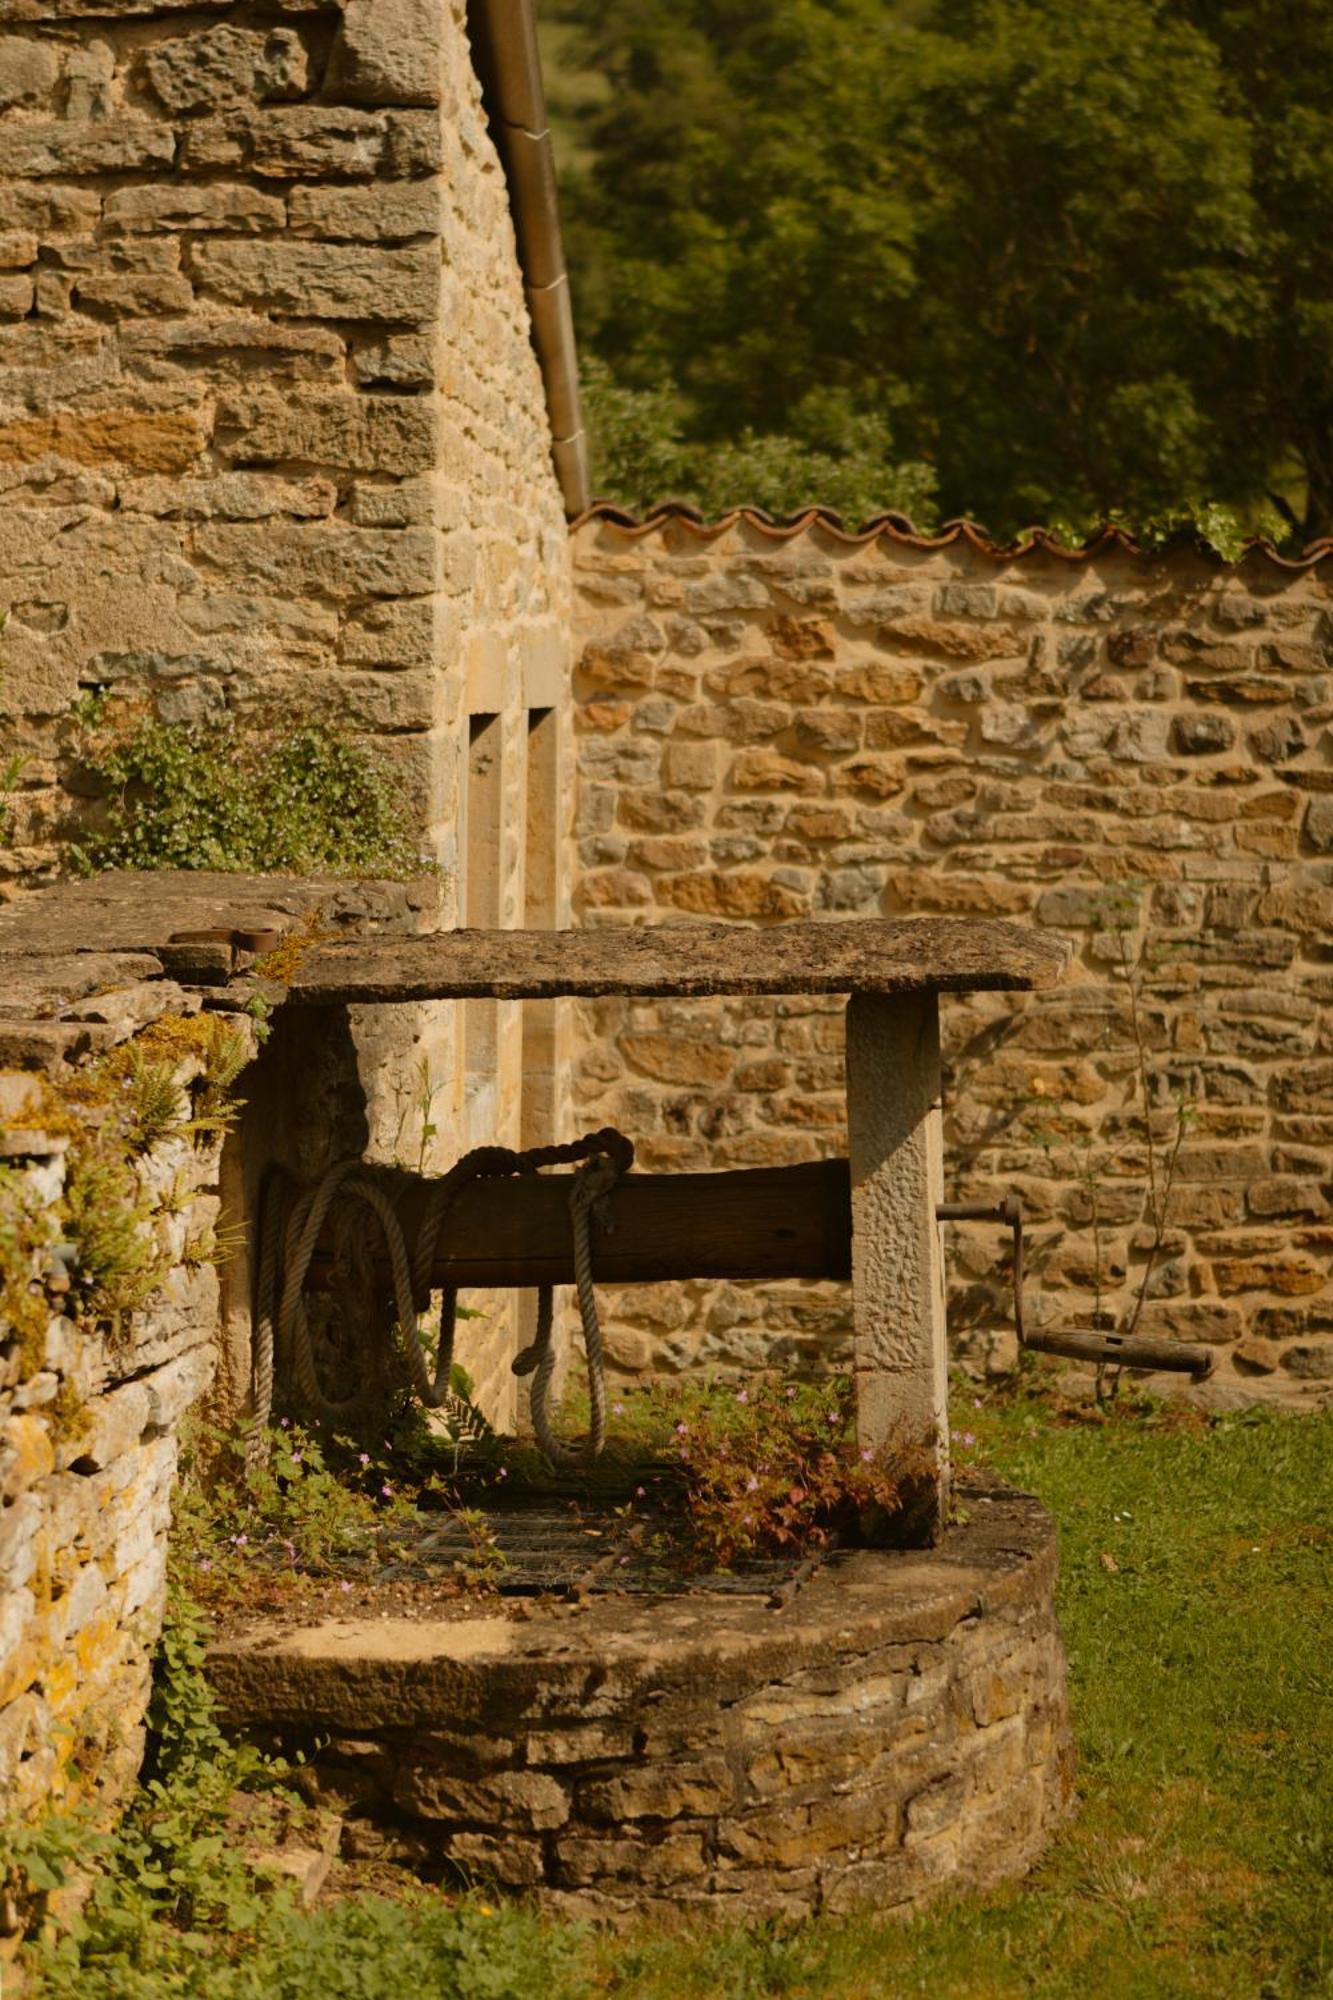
(70, 719, 423, 880)
(592, 1397, 1332, 1998)
(581, 359, 936, 524)
(552, 0, 1332, 540)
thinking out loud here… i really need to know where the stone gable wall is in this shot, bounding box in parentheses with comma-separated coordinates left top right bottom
(0, 0, 568, 885)
(0, 0, 575, 1420)
(568, 518, 1333, 1403)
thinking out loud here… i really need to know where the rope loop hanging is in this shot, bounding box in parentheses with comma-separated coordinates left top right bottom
(250, 1128, 633, 1467)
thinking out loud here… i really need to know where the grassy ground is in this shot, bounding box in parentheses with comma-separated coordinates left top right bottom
(21, 1391, 1332, 1999)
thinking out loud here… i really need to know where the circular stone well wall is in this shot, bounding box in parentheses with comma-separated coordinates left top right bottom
(207, 1484, 1074, 1920)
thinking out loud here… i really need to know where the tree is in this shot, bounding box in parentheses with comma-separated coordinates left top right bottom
(550, 0, 1322, 539)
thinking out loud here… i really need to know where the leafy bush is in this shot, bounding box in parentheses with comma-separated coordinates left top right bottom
(70, 719, 424, 879)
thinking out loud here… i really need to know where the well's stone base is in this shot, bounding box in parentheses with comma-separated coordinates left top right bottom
(207, 1483, 1074, 1920)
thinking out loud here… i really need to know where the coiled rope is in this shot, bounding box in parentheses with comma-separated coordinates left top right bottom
(251, 1128, 633, 1466)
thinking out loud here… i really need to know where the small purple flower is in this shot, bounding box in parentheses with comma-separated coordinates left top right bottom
(230, 1533, 248, 1547)
(612, 1402, 625, 1416)
(291, 1451, 302, 1465)
(635, 1485, 646, 1499)
(860, 1447, 874, 1464)
(785, 1387, 798, 1400)
(735, 1389, 748, 1405)
(824, 1411, 839, 1425)
(358, 1452, 370, 1467)
(675, 1421, 689, 1436)
(962, 1431, 976, 1447)
(746, 1475, 759, 1492)
(339, 1580, 352, 1594)
(280, 1417, 290, 1429)
(496, 1466, 508, 1481)
(381, 1481, 394, 1498)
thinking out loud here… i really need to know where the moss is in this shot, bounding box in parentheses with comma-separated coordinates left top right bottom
(47, 1379, 89, 1451)
(0, 1165, 59, 1381)
(251, 909, 332, 986)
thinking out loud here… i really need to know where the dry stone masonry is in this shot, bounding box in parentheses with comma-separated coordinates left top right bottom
(209, 1484, 1073, 1922)
(0, 1022, 249, 1819)
(569, 514, 1333, 1402)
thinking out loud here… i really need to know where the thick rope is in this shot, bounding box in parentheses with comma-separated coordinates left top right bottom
(250, 1129, 633, 1466)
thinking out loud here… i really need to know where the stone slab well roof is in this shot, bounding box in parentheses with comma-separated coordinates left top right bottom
(0, 873, 1068, 1063)
(283, 917, 1071, 1003)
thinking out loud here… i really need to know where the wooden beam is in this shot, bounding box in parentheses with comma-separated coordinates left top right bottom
(302, 1158, 853, 1290)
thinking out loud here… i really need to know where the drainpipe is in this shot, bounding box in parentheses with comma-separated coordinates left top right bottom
(468, 0, 590, 518)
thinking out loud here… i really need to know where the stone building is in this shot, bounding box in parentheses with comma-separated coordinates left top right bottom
(1, 2, 1330, 1434)
(0, 0, 1329, 1871)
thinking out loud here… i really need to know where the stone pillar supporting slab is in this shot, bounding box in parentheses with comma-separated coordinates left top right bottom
(845, 991, 950, 1536)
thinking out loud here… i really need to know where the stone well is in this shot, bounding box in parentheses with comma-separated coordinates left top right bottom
(207, 1482, 1073, 1920)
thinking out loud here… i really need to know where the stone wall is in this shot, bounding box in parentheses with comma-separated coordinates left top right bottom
(569, 513, 1333, 1403)
(0, 0, 576, 1421)
(0, 1026, 249, 1818)
(210, 1483, 1073, 1921)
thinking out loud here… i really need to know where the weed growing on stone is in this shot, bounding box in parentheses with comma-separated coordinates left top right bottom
(514, 1374, 933, 1569)
(68, 716, 424, 879)
(647, 1374, 932, 1566)
(173, 1420, 416, 1609)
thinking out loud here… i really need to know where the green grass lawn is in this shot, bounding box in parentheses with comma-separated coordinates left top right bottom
(24, 1394, 1332, 1999)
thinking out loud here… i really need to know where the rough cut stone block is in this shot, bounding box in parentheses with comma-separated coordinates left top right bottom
(193, 522, 438, 600)
(119, 473, 336, 520)
(103, 184, 285, 235)
(120, 314, 344, 382)
(181, 107, 441, 179)
(3, 123, 176, 178)
(287, 183, 440, 243)
(193, 240, 437, 324)
(0, 276, 34, 317)
(329, 0, 445, 106)
(0, 39, 60, 111)
(0, 408, 205, 474)
(217, 391, 436, 475)
(144, 26, 309, 113)
(0, 233, 37, 269)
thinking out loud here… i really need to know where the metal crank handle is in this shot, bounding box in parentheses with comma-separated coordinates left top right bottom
(935, 1197, 1213, 1382)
